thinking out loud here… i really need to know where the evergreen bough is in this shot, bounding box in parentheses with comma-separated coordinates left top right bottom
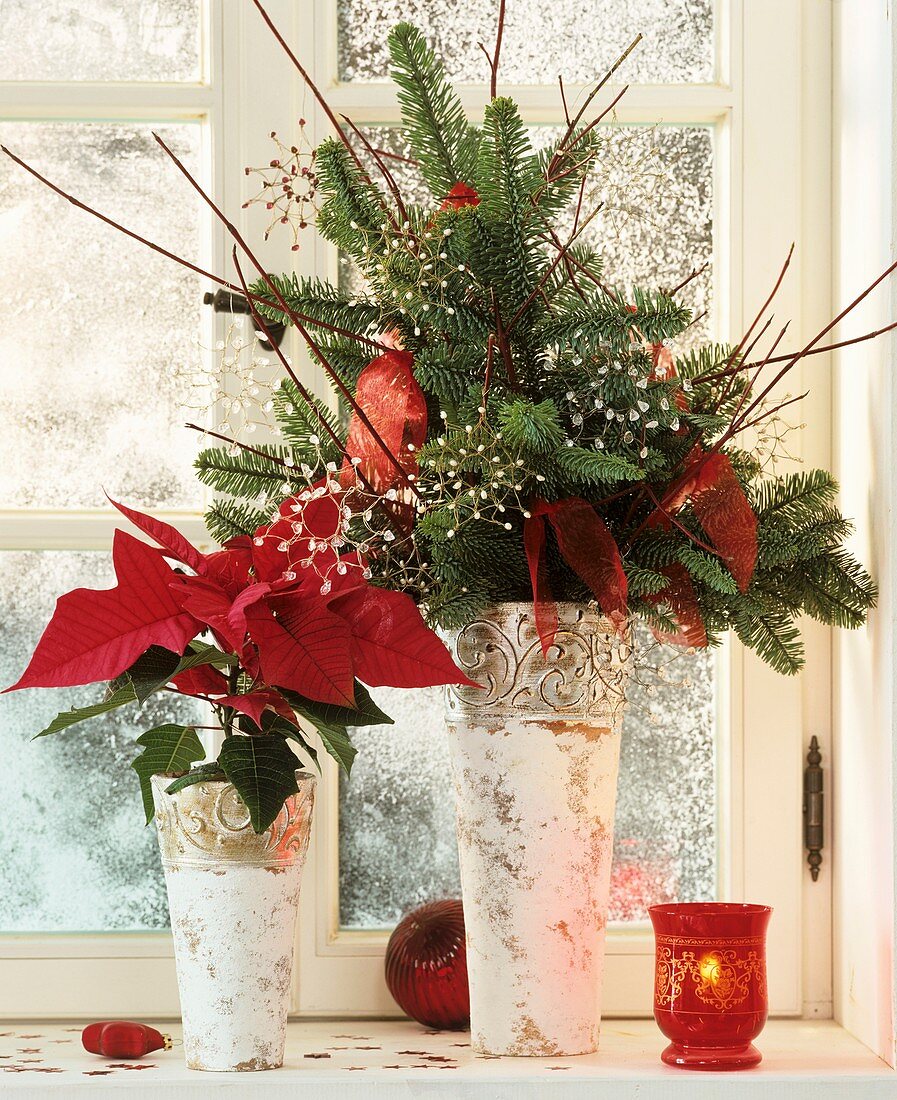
(203, 22, 875, 676)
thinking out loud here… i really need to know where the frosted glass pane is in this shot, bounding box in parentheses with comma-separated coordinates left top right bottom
(338, 0, 713, 84)
(339, 688, 458, 928)
(341, 125, 713, 343)
(0, 552, 205, 932)
(0, 123, 204, 509)
(0, 0, 201, 82)
(339, 628, 716, 928)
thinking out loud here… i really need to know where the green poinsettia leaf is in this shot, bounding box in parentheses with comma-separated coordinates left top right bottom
(34, 682, 138, 740)
(111, 642, 237, 705)
(218, 734, 300, 834)
(280, 682, 393, 728)
(310, 719, 356, 775)
(164, 762, 226, 796)
(131, 723, 206, 824)
(110, 645, 181, 704)
(237, 711, 321, 775)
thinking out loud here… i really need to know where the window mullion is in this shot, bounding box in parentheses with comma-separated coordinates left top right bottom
(0, 81, 214, 119)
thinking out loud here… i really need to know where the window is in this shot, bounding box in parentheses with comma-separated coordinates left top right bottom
(0, 0, 829, 1020)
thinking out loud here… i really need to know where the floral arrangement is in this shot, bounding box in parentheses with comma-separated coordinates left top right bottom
(230, 10, 880, 674)
(4, 495, 467, 831)
(3, 0, 892, 828)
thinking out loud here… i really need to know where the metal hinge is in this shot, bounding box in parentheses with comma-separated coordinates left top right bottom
(202, 288, 287, 350)
(803, 735, 824, 881)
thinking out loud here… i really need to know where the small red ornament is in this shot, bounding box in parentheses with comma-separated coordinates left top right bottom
(82, 1021, 172, 1059)
(385, 899, 470, 1030)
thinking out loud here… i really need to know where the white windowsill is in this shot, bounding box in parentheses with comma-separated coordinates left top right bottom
(0, 1018, 893, 1096)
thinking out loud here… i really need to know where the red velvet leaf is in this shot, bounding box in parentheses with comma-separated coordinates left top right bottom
(170, 576, 245, 654)
(691, 453, 758, 592)
(523, 512, 559, 657)
(251, 488, 344, 583)
(107, 496, 206, 573)
(171, 663, 230, 696)
(245, 595, 355, 707)
(440, 181, 480, 211)
(6, 531, 201, 691)
(329, 586, 474, 688)
(647, 564, 708, 649)
(342, 350, 427, 495)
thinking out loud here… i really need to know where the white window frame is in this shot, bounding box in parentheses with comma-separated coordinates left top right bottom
(0, 0, 837, 1023)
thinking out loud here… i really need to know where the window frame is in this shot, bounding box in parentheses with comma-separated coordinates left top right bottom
(0, 0, 834, 1022)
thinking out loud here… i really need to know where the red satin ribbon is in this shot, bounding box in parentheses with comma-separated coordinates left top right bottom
(342, 348, 427, 498)
(646, 564, 708, 649)
(524, 497, 628, 656)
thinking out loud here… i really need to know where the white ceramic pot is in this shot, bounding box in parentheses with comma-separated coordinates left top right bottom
(444, 603, 632, 1056)
(151, 772, 315, 1071)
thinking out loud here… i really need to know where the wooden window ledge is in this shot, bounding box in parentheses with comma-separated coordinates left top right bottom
(0, 1018, 892, 1096)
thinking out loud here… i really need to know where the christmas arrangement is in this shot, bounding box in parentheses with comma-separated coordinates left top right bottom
(212, 19, 877, 674)
(3, 0, 892, 1068)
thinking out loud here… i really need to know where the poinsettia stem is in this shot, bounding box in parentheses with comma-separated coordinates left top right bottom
(0, 145, 389, 354)
(153, 133, 420, 500)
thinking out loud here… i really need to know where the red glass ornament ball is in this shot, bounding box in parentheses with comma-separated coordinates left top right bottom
(82, 1021, 171, 1058)
(385, 899, 470, 1030)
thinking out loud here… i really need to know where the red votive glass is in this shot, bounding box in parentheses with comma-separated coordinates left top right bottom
(649, 902, 772, 1070)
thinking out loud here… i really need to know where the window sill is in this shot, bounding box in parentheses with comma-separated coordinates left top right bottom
(1, 1018, 892, 1096)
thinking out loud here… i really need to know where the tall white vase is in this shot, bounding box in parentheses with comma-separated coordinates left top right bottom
(151, 773, 315, 1071)
(444, 603, 632, 1057)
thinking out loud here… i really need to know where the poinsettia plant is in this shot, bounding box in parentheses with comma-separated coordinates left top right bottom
(4, 492, 470, 832)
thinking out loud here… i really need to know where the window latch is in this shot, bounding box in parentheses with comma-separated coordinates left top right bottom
(203, 288, 287, 350)
(803, 735, 824, 881)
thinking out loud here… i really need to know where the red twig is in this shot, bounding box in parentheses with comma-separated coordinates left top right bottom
(644, 485, 722, 557)
(340, 113, 407, 224)
(545, 34, 642, 178)
(231, 249, 348, 460)
(491, 0, 507, 99)
(558, 75, 571, 126)
(731, 253, 897, 437)
(666, 262, 709, 297)
(251, 0, 367, 176)
(186, 422, 290, 467)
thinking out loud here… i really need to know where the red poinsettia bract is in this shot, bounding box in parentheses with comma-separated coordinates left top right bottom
(5, 495, 471, 716)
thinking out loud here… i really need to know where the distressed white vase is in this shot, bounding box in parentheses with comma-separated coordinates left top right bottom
(444, 603, 632, 1057)
(151, 772, 315, 1071)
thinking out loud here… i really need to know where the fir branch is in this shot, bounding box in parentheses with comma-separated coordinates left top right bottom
(388, 23, 479, 199)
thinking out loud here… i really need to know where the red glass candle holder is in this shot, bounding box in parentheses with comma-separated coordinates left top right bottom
(649, 903, 772, 1070)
